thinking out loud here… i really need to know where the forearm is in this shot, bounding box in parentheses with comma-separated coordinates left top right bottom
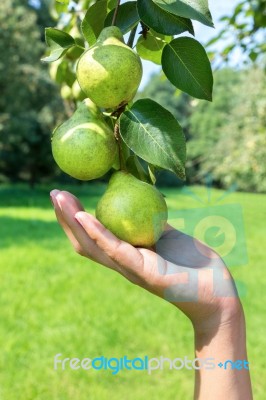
(193, 309, 252, 400)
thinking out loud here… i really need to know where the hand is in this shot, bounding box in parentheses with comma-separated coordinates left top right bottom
(50, 189, 241, 333)
(50, 189, 252, 400)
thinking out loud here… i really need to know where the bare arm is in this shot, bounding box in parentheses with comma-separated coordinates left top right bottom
(194, 308, 252, 399)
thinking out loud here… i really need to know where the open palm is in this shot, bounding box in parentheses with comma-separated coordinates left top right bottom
(51, 189, 240, 333)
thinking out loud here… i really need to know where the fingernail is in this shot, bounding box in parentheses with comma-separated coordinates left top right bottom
(50, 195, 55, 208)
(50, 190, 60, 208)
(75, 214, 84, 227)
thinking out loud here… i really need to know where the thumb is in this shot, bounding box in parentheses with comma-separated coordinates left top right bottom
(75, 212, 144, 275)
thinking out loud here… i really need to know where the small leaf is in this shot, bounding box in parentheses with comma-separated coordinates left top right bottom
(108, 0, 117, 11)
(136, 30, 171, 64)
(105, 1, 140, 34)
(137, 0, 194, 36)
(42, 28, 75, 62)
(162, 37, 213, 101)
(54, 59, 76, 86)
(249, 51, 258, 62)
(148, 164, 157, 184)
(153, 0, 213, 27)
(81, 0, 108, 46)
(55, 2, 68, 14)
(120, 99, 186, 180)
(126, 155, 150, 183)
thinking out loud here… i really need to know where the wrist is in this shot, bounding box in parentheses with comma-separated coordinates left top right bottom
(193, 303, 252, 400)
(193, 297, 244, 339)
(194, 302, 246, 358)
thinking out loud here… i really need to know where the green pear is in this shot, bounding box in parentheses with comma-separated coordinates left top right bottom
(76, 26, 143, 109)
(60, 84, 72, 100)
(52, 99, 117, 180)
(72, 80, 86, 101)
(96, 171, 168, 247)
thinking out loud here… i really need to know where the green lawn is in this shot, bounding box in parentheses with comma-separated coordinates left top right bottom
(0, 183, 265, 399)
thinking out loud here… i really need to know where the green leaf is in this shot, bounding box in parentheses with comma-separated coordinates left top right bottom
(53, 59, 76, 87)
(120, 99, 186, 180)
(136, 30, 171, 65)
(42, 28, 75, 62)
(81, 0, 108, 46)
(148, 164, 157, 184)
(126, 155, 150, 183)
(162, 37, 213, 101)
(153, 0, 213, 27)
(108, 0, 117, 10)
(55, 2, 69, 14)
(137, 0, 194, 36)
(105, 2, 139, 34)
(56, 0, 69, 3)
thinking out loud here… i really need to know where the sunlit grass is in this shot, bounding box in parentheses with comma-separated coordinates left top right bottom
(0, 183, 265, 399)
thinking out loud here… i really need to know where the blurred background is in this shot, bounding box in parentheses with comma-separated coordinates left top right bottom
(0, 1, 265, 399)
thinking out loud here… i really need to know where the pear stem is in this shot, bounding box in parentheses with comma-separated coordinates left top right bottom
(127, 25, 138, 48)
(114, 123, 127, 171)
(111, 0, 121, 26)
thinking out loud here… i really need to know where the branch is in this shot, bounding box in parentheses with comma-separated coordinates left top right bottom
(111, 0, 121, 26)
(127, 25, 138, 48)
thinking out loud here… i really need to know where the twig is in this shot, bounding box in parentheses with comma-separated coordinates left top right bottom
(114, 122, 126, 171)
(127, 25, 138, 48)
(111, 0, 121, 26)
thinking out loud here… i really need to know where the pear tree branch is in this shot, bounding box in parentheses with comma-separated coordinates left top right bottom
(111, 0, 121, 26)
(127, 25, 138, 48)
(114, 123, 127, 171)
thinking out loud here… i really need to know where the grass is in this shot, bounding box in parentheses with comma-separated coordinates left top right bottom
(0, 182, 265, 399)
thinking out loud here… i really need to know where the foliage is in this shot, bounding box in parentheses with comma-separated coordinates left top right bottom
(140, 67, 266, 192)
(187, 67, 266, 192)
(0, 0, 64, 186)
(139, 73, 191, 136)
(208, 0, 266, 65)
(203, 68, 266, 192)
(137, 73, 191, 186)
(187, 68, 242, 168)
(43, 0, 215, 184)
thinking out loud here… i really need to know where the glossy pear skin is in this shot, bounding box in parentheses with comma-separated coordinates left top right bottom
(76, 27, 143, 109)
(52, 99, 117, 180)
(96, 171, 168, 247)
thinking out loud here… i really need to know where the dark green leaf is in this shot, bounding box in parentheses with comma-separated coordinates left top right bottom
(42, 28, 75, 62)
(162, 37, 213, 101)
(137, 0, 194, 36)
(120, 99, 186, 180)
(105, 2, 139, 34)
(126, 155, 150, 183)
(249, 51, 259, 62)
(153, 0, 213, 27)
(81, 0, 108, 46)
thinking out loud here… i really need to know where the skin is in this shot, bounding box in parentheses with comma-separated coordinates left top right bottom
(50, 189, 253, 400)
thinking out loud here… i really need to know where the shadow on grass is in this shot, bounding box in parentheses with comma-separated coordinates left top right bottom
(0, 216, 68, 249)
(0, 183, 106, 209)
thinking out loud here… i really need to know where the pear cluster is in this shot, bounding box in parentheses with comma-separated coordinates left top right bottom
(51, 27, 167, 247)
